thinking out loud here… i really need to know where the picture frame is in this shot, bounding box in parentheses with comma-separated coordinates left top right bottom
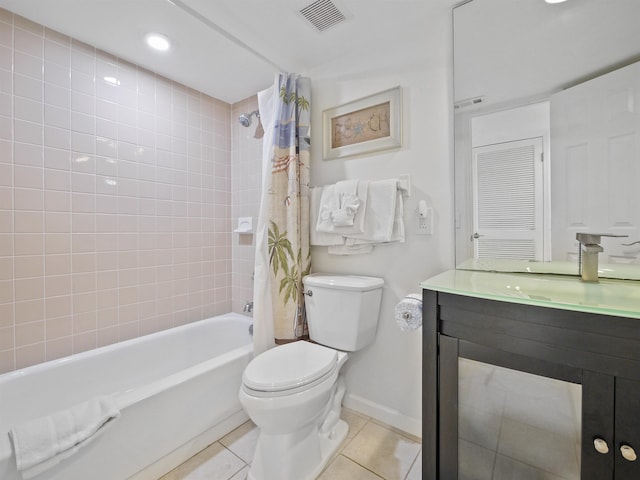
(322, 86, 402, 160)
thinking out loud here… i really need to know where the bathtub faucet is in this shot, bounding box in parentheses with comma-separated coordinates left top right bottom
(243, 301, 253, 313)
(576, 232, 628, 282)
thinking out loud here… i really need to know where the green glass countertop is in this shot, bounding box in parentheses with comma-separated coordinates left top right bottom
(456, 258, 640, 281)
(421, 270, 640, 320)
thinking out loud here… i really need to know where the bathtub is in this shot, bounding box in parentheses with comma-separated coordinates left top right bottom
(0, 313, 254, 480)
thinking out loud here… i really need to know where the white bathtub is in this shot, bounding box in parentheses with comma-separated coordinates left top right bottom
(0, 313, 254, 480)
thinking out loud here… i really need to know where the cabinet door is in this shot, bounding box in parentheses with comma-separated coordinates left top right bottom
(615, 378, 640, 479)
(582, 371, 614, 479)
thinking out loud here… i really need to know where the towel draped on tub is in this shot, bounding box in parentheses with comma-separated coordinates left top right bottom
(8, 395, 121, 479)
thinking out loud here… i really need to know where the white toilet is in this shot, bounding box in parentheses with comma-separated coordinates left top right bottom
(239, 273, 384, 480)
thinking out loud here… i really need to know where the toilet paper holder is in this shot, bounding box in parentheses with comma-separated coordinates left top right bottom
(394, 293, 423, 332)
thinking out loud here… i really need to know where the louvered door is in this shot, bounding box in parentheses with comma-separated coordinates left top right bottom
(472, 137, 544, 260)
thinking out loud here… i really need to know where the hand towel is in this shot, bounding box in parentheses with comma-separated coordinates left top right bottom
(310, 186, 345, 246)
(315, 183, 339, 233)
(331, 192, 360, 226)
(348, 190, 405, 246)
(344, 179, 397, 243)
(9, 396, 121, 479)
(389, 190, 405, 243)
(316, 180, 368, 235)
(339, 180, 368, 233)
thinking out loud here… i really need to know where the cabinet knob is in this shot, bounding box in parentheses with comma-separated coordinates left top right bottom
(594, 438, 609, 455)
(621, 444, 637, 462)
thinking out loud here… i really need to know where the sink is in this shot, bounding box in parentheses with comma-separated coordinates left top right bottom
(422, 270, 640, 319)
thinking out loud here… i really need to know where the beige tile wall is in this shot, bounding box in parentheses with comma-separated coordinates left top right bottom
(0, 9, 233, 373)
(230, 97, 262, 314)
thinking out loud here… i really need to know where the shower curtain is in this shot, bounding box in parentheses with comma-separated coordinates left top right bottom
(253, 73, 311, 355)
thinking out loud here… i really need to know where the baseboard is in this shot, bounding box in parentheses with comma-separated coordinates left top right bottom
(343, 393, 422, 439)
(128, 409, 250, 480)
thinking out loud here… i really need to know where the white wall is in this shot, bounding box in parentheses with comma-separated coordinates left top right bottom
(307, 9, 454, 436)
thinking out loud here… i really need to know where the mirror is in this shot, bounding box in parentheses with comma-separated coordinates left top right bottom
(454, 0, 640, 281)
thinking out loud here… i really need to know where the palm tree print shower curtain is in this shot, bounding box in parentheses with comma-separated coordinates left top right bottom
(264, 74, 311, 342)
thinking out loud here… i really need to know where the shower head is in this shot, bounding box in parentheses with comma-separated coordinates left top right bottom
(239, 113, 252, 127)
(239, 110, 259, 127)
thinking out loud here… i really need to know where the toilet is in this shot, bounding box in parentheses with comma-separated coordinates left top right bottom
(239, 273, 384, 480)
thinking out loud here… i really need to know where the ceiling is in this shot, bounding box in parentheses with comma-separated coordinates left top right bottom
(0, 0, 458, 104)
(454, 0, 640, 109)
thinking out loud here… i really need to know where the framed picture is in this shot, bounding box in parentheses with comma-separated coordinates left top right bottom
(323, 86, 402, 160)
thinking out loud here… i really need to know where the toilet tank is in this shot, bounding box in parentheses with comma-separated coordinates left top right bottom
(303, 273, 384, 352)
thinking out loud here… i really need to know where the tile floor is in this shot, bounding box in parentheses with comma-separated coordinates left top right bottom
(458, 358, 581, 480)
(158, 408, 422, 480)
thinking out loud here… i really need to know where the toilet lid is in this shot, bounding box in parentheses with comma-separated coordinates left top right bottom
(243, 341, 338, 393)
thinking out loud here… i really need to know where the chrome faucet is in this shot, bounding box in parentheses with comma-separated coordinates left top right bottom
(576, 233, 628, 282)
(243, 301, 253, 313)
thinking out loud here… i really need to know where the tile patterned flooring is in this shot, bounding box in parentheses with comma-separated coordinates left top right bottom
(458, 358, 581, 480)
(158, 408, 422, 480)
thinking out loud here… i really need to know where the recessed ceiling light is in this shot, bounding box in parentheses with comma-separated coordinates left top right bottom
(145, 33, 171, 51)
(545, 0, 568, 3)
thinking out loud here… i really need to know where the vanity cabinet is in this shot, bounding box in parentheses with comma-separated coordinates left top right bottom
(422, 288, 640, 480)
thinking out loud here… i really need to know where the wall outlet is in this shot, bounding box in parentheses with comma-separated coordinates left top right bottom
(416, 206, 433, 235)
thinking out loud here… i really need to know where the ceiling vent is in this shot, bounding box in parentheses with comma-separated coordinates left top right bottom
(299, 0, 346, 32)
(454, 96, 486, 110)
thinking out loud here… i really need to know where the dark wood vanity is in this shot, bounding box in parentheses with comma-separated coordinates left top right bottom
(422, 272, 640, 479)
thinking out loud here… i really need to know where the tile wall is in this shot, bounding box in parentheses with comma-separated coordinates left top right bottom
(0, 9, 233, 373)
(230, 97, 262, 314)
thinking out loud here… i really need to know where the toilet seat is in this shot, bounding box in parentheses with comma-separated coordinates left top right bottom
(242, 341, 338, 397)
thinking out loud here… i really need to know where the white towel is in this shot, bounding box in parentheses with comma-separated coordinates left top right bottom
(346, 190, 405, 246)
(316, 183, 339, 233)
(344, 179, 398, 243)
(343, 181, 368, 233)
(310, 187, 344, 246)
(315, 181, 368, 235)
(9, 396, 121, 479)
(388, 190, 405, 243)
(327, 244, 375, 255)
(331, 192, 360, 226)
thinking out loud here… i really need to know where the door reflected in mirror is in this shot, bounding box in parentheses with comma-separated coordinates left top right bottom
(454, 0, 640, 280)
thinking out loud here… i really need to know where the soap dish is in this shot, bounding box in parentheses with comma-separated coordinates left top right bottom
(234, 217, 253, 234)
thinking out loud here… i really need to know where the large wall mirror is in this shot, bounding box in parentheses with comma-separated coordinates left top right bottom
(454, 0, 640, 280)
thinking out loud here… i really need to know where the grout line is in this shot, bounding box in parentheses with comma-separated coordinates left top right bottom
(339, 454, 386, 480)
(403, 452, 420, 480)
(11, 10, 16, 372)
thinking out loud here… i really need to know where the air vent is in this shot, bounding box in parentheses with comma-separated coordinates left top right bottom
(454, 96, 485, 110)
(299, 0, 346, 32)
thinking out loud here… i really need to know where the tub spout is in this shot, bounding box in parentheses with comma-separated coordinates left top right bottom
(243, 301, 253, 313)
